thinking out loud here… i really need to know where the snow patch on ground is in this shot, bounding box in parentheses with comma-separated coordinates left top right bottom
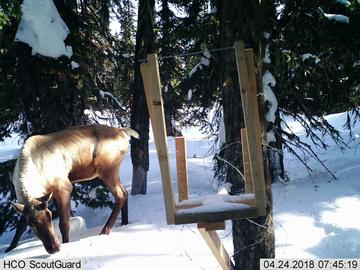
(0, 133, 21, 162)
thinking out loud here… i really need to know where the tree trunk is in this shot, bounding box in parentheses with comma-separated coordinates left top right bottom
(130, 0, 155, 195)
(217, 1, 275, 269)
(261, 0, 286, 183)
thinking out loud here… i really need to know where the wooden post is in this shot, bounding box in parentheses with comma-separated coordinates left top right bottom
(198, 229, 234, 270)
(234, 41, 266, 216)
(141, 54, 176, 224)
(175, 137, 189, 202)
(241, 128, 253, 193)
(140, 63, 154, 119)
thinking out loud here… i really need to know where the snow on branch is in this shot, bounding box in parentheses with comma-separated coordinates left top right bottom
(71, 61, 80, 69)
(324, 13, 349, 24)
(302, 53, 321, 64)
(353, 60, 360, 68)
(99, 90, 124, 110)
(335, 0, 351, 6)
(15, 0, 73, 59)
(188, 50, 211, 78)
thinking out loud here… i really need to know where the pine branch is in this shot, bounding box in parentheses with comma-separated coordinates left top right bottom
(281, 129, 337, 180)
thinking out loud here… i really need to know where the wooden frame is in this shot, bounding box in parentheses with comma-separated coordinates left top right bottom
(175, 137, 189, 202)
(234, 41, 266, 215)
(241, 128, 254, 193)
(141, 43, 266, 224)
(140, 41, 266, 270)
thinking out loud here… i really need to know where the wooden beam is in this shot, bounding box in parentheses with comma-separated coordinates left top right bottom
(198, 229, 234, 270)
(175, 206, 258, 225)
(141, 54, 176, 224)
(234, 41, 266, 216)
(244, 49, 266, 216)
(197, 222, 226, 231)
(241, 128, 253, 193)
(175, 194, 256, 210)
(140, 63, 154, 119)
(175, 137, 189, 202)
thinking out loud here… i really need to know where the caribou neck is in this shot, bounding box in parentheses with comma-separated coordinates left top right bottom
(13, 146, 47, 204)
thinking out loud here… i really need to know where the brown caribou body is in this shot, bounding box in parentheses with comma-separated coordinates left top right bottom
(6, 125, 138, 254)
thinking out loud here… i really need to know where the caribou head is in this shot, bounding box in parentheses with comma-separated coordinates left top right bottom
(12, 192, 61, 254)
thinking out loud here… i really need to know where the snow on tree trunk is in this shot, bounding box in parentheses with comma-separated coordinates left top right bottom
(261, 3, 286, 184)
(218, 107, 226, 148)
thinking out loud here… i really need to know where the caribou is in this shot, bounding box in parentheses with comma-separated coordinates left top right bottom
(6, 125, 138, 254)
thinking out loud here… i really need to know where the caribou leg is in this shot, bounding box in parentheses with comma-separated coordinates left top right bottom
(99, 167, 128, 234)
(5, 215, 27, 252)
(121, 190, 128, 225)
(54, 181, 73, 243)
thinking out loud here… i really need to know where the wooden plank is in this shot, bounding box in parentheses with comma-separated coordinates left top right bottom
(175, 137, 189, 202)
(234, 41, 266, 216)
(175, 207, 258, 225)
(244, 49, 266, 216)
(140, 63, 154, 119)
(142, 53, 176, 224)
(175, 195, 256, 210)
(198, 229, 234, 270)
(241, 128, 253, 193)
(197, 222, 226, 231)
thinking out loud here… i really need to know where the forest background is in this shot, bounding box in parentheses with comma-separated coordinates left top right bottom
(1, 0, 360, 269)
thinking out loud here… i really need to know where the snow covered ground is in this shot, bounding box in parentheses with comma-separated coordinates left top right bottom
(1, 111, 360, 269)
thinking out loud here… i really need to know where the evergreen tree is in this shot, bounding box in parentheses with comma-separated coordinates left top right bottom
(112, 0, 136, 111)
(215, 1, 275, 268)
(160, 0, 220, 135)
(269, 0, 360, 179)
(130, 0, 155, 195)
(157, 0, 182, 136)
(0, 0, 133, 234)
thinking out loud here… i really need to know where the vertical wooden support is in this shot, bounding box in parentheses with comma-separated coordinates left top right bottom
(234, 41, 266, 216)
(241, 128, 253, 193)
(175, 137, 189, 202)
(140, 64, 154, 119)
(198, 228, 234, 270)
(140, 54, 176, 224)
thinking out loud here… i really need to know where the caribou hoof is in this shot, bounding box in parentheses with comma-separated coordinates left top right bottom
(5, 246, 15, 253)
(121, 220, 128, 226)
(100, 227, 111, 235)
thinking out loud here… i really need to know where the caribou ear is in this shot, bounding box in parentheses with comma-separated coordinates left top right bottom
(37, 191, 53, 202)
(34, 201, 48, 210)
(11, 202, 25, 213)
